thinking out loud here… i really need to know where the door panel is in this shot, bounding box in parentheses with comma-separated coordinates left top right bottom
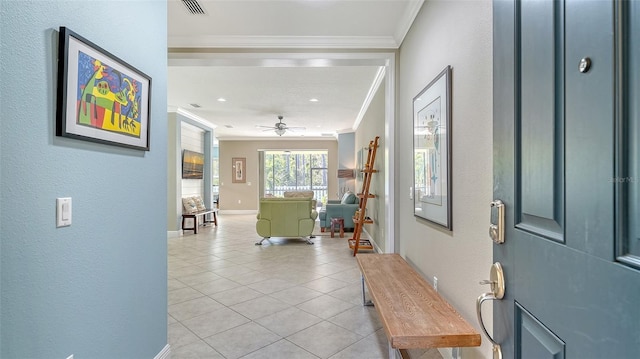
(565, 0, 615, 258)
(619, 1, 640, 266)
(515, 303, 564, 359)
(517, 0, 564, 242)
(494, 0, 640, 357)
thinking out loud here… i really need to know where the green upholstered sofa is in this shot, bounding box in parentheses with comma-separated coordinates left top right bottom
(318, 192, 359, 231)
(255, 197, 318, 245)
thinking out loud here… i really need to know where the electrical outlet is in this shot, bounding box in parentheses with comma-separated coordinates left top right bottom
(433, 276, 438, 292)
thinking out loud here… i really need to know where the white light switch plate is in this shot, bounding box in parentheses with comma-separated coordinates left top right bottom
(57, 197, 72, 227)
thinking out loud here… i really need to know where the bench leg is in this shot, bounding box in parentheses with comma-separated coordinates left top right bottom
(213, 211, 217, 226)
(255, 237, 270, 245)
(182, 215, 197, 234)
(361, 275, 374, 306)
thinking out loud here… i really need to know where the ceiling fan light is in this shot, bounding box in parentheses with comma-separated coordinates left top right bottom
(275, 128, 286, 136)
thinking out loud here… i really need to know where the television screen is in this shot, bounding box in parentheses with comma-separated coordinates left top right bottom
(182, 150, 204, 179)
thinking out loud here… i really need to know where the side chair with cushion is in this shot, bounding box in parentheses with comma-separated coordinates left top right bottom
(319, 191, 359, 232)
(256, 197, 318, 245)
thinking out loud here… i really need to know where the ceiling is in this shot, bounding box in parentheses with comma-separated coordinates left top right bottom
(167, 0, 423, 139)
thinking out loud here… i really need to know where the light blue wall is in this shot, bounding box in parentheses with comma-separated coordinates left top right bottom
(0, 1, 168, 358)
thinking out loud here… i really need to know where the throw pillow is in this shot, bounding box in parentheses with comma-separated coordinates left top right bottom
(182, 197, 198, 214)
(193, 196, 207, 211)
(341, 191, 357, 204)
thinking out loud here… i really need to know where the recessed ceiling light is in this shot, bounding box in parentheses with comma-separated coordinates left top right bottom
(217, 98, 226, 102)
(189, 103, 201, 108)
(225, 125, 233, 128)
(309, 98, 319, 102)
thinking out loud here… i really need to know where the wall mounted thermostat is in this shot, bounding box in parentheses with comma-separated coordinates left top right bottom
(56, 197, 72, 227)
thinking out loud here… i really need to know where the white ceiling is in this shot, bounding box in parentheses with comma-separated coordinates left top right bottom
(167, 0, 423, 139)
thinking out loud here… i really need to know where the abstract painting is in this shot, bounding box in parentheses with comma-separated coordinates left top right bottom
(56, 27, 151, 150)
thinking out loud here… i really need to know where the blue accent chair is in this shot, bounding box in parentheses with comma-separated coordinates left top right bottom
(319, 192, 359, 231)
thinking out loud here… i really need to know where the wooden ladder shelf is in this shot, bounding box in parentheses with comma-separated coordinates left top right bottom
(349, 136, 379, 256)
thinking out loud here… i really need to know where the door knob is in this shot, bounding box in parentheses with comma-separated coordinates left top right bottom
(477, 262, 505, 359)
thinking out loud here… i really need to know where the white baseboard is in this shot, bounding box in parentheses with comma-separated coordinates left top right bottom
(167, 230, 180, 238)
(218, 210, 258, 215)
(361, 228, 383, 253)
(154, 344, 170, 359)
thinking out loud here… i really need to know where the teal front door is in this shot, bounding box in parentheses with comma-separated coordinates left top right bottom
(493, 0, 640, 357)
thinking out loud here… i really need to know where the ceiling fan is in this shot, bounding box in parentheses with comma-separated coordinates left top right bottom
(257, 115, 305, 136)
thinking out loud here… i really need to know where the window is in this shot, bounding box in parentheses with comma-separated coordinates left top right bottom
(264, 150, 328, 204)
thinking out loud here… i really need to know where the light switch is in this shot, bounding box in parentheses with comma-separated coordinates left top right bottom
(57, 197, 72, 227)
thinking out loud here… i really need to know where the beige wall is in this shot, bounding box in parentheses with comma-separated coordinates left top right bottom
(219, 139, 338, 212)
(398, 1, 493, 358)
(355, 84, 386, 251)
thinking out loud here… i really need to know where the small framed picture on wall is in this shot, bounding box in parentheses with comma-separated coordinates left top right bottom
(232, 157, 246, 183)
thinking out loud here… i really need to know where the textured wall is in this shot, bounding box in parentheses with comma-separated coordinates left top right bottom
(398, 1, 493, 358)
(0, 1, 168, 358)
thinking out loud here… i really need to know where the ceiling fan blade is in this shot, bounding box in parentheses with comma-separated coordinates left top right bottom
(287, 127, 306, 130)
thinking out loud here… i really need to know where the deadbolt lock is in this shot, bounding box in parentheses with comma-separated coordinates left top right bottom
(490, 200, 505, 244)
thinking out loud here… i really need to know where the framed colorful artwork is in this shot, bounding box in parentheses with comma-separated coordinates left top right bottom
(232, 157, 246, 183)
(413, 66, 452, 230)
(56, 27, 151, 150)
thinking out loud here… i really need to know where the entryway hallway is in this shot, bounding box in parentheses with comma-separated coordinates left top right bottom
(167, 214, 441, 358)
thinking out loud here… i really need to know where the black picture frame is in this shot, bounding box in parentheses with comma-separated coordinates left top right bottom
(56, 26, 151, 151)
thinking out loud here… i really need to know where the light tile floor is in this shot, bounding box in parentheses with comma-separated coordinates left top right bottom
(168, 214, 442, 359)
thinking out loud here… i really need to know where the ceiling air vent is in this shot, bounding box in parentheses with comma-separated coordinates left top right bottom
(182, 0, 207, 15)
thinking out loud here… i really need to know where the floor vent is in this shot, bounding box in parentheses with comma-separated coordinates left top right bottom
(182, 0, 207, 15)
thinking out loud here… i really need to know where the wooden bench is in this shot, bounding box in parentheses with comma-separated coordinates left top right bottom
(356, 253, 480, 358)
(182, 208, 218, 234)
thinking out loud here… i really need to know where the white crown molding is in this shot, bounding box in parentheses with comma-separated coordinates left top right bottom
(168, 35, 400, 49)
(394, 0, 425, 45)
(353, 66, 386, 131)
(173, 108, 217, 129)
